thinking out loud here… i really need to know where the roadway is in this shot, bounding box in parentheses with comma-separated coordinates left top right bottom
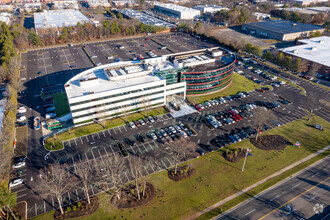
(216, 156, 330, 220)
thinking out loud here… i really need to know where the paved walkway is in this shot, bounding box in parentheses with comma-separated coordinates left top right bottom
(186, 145, 330, 220)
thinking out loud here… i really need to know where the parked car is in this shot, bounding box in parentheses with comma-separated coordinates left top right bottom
(12, 161, 25, 169)
(200, 144, 213, 152)
(196, 148, 205, 156)
(9, 178, 23, 188)
(149, 133, 157, 140)
(16, 116, 26, 122)
(129, 121, 136, 128)
(138, 119, 145, 126)
(148, 116, 155, 123)
(17, 106, 26, 113)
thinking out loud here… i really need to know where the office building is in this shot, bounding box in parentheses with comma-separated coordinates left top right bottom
(154, 3, 200, 19)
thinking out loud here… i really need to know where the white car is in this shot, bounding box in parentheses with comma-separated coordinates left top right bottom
(17, 116, 26, 122)
(129, 122, 136, 128)
(169, 126, 176, 134)
(9, 178, 23, 188)
(12, 161, 25, 169)
(180, 131, 188, 138)
(150, 133, 157, 140)
(17, 106, 26, 113)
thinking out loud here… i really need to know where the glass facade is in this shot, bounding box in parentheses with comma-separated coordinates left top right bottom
(182, 62, 235, 94)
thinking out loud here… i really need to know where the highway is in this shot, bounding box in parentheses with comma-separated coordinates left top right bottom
(215, 156, 330, 220)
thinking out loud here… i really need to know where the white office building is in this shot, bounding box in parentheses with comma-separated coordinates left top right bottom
(193, 5, 229, 14)
(65, 58, 186, 125)
(154, 3, 200, 19)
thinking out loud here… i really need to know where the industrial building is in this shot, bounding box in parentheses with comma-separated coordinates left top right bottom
(34, 9, 93, 33)
(253, 12, 270, 20)
(242, 20, 325, 41)
(193, 5, 229, 14)
(112, 0, 137, 7)
(24, 3, 42, 13)
(117, 9, 175, 28)
(280, 36, 330, 72)
(154, 3, 200, 19)
(53, 0, 79, 10)
(65, 48, 235, 125)
(292, 0, 328, 6)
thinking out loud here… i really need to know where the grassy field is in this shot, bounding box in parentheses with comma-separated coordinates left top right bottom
(53, 93, 70, 117)
(187, 73, 263, 104)
(44, 107, 168, 150)
(34, 115, 330, 219)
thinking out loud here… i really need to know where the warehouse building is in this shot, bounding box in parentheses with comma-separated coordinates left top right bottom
(0, 12, 12, 25)
(154, 3, 200, 19)
(118, 9, 175, 28)
(280, 36, 330, 73)
(292, 0, 328, 6)
(193, 5, 229, 14)
(65, 48, 235, 125)
(242, 20, 325, 41)
(34, 9, 93, 33)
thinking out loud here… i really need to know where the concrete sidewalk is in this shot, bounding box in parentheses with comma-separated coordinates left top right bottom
(186, 145, 330, 220)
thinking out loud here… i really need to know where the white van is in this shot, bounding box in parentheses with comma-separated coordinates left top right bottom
(17, 106, 26, 113)
(17, 116, 26, 122)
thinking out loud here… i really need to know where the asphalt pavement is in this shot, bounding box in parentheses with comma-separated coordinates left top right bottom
(216, 156, 330, 220)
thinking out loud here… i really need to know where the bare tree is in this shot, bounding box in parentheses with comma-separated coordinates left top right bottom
(38, 163, 77, 214)
(120, 104, 130, 123)
(309, 63, 322, 78)
(128, 155, 143, 200)
(139, 95, 151, 117)
(251, 107, 276, 141)
(94, 156, 125, 200)
(74, 160, 95, 204)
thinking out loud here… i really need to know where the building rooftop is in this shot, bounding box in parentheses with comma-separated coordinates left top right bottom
(243, 20, 324, 34)
(0, 12, 11, 25)
(154, 3, 200, 13)
(186, 55, 235, 72)
(65, 61, 162, 99)
(117, 9, 175, 28)
(280, 36, 330, 67)
(34, 9, 93, 30)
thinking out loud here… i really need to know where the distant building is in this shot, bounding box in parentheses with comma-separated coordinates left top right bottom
(292, 0, 328, 6)
(117, 9, 175, 28)
(24, 3, 42, 13)
(0, 12, 12, 25)
(83, 0, 110, 8)
(53, 0, 79, 10)
(193, 5, 229, 14)
(249, 0, 267, 3)
(112, 0, 137, 7)
(154, 3, 200, 19)
(253, 12, 270, 20)
(34, 9, 93, 33)
(0, 5, 14, 12)
(242, 20, 325, 41)
(280, 36, 330, 73)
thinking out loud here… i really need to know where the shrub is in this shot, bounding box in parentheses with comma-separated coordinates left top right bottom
(130, 189, 135, 195)
(180, 169, 184, 174)
(234, 149, 238, 157)
(184, 166, 189, 173)
(77, 202, 81, 208)
(66, 206, 71, 212)
(72, 206, 77, 211)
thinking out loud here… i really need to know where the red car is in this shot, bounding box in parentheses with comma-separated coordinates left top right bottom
(258, 89, 265, 93)
(195, 104, 202, 111)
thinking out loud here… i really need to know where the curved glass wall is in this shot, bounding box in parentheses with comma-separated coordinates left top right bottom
(181, 61, 235, 94)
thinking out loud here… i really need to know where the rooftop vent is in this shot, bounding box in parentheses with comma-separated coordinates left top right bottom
(319, 40, 325, 44)
(293, 49, 298, 55)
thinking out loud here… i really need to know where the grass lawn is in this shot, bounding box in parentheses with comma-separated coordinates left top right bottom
(44, 107, 168, 150)
(187, 73, 263, 104)
(53, 93, 70, 117)
(34, 115, 330, 220)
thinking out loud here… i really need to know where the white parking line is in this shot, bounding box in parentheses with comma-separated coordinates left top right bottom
(113, 128, 117, 135)
(80, 137, 83, 144)
(136, 145, 143, 154)
(129, 145, 137, 155)
(270, 194, 280, 201)
(124, 171, 130, 182)
(149, 163, 156, 172)
(91, 185, 95, 195)
(109, 145, 118, 159)
(16, 193, 27, 199)
(68, 140, 71, 148)
(96, 132, 100, 139)
(52, 197, 54, 208)
(75, 189, 79, 200)
(91, 134, 95, 141)
(141, 143, 148, 152)
(154, 161, 162, 169)
(244, 208, 256, 216)
(86, 135, 89, 142)
(292, 183, 300, 189)
(107, 129, 111, 136)
(90, 149, 97, 160)
(102, 131, 106, 137)
(160, 159, 167, 168)
(67, 192, 71, 203)
(74, 138, 77, 145)
(166, 157, 173, 166)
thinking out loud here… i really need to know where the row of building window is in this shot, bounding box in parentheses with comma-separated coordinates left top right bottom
(187, 73, 233, 93)
(71, 90, 165, 114)
(183, 69, 233, 86)
(72, 96, 165, 120)
(70, 84, 164, 106)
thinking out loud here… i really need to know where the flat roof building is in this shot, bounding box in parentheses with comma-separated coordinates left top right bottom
(53, 0, 79, 10)
(193, 5, 229, 14)
(242, 20, 325, 41)
(280, 36, 330, 71)
(253, 12, 270, 20)
(112, 0, 137, 7)
(0, 12, 12, 25)
(154, 3, 200, 19)
(292, 0, 328, 6)
(34, 9, 93, 32)
(117, 9, 175, 28)
(65, 48, 235, 125)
